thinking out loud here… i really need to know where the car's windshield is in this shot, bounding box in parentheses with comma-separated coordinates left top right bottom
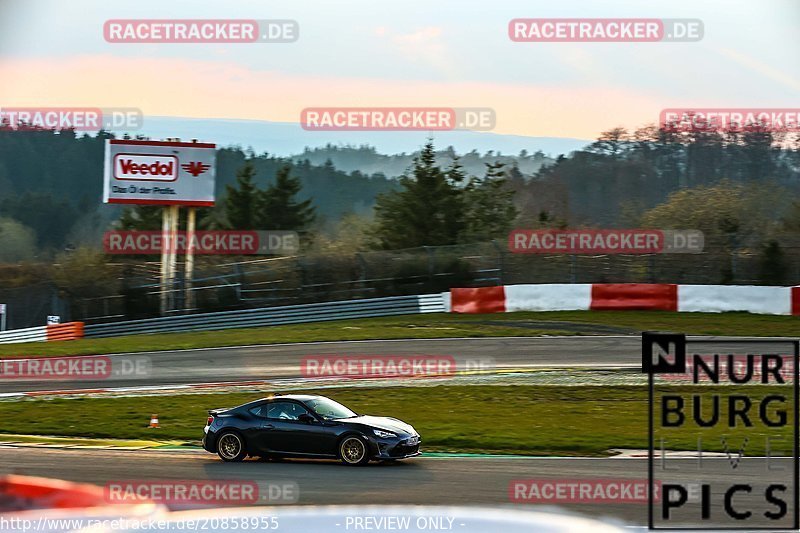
(305, 397, 358, 420)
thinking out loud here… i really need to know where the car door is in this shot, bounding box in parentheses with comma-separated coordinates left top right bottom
(265, 401, 336, 455)
(289, 404, 339, 456)
(258, 401, 302, 453)
(244, 403, 282, 455)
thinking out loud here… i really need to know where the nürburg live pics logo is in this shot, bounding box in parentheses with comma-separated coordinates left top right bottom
(644, 332, 799, 530)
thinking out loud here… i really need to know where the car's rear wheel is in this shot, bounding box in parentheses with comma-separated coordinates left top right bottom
(339, 435, 370, 466)
(217, 431, 247, 462)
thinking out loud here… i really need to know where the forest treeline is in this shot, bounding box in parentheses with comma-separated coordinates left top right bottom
(1, 125, 799, 265)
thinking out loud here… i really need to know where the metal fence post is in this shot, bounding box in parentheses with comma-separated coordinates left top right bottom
(491, 239, 505, 285)
(424, 246, 435, 282)
(356, 252, 368, 297)
(233, 263, 244, 303)
(570, 254, 577, 283)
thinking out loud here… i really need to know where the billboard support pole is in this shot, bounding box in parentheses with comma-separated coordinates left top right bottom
(160, 205, 180, 315)
(185, 207, 197, 311)
(160, 206, 170, 316)
(167, 205, 180, 313)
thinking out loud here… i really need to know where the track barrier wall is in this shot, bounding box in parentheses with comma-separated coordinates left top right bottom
(452, 284, 800, 316)
(678, 285, 792, 315)
(793, 287, 800, 316)
(590, 283, 678, 312)
(451, 287, 506, 314)
(0, 284, 797, 344)
(505, 284, 592, 312)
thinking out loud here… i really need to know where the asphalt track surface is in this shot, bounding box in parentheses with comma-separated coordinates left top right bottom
(1, 336, 795, 393)
(2, 336, 798, 529)
(1, 447, 794, 528)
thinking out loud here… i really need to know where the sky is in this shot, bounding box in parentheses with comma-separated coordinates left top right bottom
(0, 0, 798, 143)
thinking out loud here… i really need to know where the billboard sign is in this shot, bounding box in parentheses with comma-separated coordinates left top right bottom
(103, 139, 216, 206)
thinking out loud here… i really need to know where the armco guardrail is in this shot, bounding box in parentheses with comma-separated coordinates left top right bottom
(83, 294, 447, 338)
(0, 325, 48, 344)
(0, 322, 85, 345)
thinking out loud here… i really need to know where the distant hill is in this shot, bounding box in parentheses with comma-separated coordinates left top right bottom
(290, 144, 554, 179)
(111, 116, 591, 168)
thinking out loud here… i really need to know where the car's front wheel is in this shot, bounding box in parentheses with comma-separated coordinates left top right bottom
(216, 431, 247, 462)
(339, 435, 370, 466)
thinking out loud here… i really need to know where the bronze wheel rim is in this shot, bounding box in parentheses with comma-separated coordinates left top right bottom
(341, 437, 366, 463)
(219, 434, 242, 459)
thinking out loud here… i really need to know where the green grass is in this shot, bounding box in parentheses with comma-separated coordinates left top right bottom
(0, 385, 791, 456)
(0, 310, 796, 358)
(529, 310, 800, 336)
(0, 314, 561, 358)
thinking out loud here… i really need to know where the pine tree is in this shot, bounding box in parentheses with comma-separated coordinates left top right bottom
(372, 140, 464, 249)
(759, 240, 787, 285)
(259, 165, 316, 230)
(460, 161, 518, 243)
(224, 161, 260, 229)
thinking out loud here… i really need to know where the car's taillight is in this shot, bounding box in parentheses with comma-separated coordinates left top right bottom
(207, 416, 214, 426)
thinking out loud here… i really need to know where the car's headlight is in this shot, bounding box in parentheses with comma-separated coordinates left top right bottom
(373, 429, 397, 439)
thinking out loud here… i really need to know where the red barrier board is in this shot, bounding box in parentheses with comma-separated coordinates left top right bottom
(451, 286, 506, 314)
(590, 284, 678, 311)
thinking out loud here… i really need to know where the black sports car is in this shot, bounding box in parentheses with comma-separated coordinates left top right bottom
(202, 394, 421, 465)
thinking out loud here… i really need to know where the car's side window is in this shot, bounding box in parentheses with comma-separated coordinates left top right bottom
(266, 401, 309, 421)
(248, 405, 267, 418)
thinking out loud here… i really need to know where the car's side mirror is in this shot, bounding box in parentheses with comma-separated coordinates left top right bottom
(298, 413, 315, 424)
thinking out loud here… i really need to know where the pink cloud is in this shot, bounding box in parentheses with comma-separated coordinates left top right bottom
(0, 55, 663, 139)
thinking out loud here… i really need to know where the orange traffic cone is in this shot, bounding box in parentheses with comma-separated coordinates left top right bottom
(148, 414, 160, 428)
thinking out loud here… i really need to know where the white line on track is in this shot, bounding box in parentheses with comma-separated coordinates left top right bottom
(3, 334, 795, 362)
